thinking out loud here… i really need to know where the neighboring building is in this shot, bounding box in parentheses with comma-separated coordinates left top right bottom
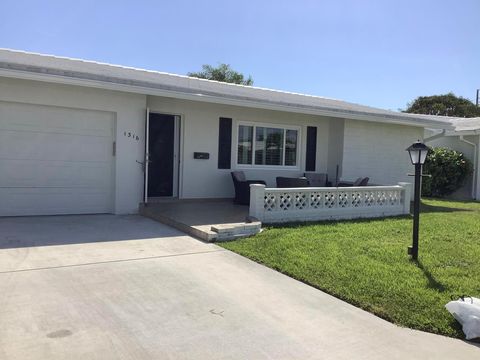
(0, 49, 452, 216)
(425, 117, 480, 200)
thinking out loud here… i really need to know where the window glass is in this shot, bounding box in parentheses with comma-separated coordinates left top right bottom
(285, 129, 297, 166)
(237, 124, 298, 167)
(255, 127, 284, 166)
(237, 125, 253, 164)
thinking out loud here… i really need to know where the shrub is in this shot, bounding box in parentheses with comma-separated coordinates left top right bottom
(422, 147, 473, 197)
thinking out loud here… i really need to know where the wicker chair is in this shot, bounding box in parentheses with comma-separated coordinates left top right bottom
(231, 171, 266, 205)
(338, 177, 370, 187)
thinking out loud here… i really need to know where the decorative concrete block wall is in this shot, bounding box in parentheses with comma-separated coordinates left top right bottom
(249, 183, 411, 223)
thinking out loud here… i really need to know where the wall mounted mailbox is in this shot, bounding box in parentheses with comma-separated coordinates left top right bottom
(194, 152, 210, 159)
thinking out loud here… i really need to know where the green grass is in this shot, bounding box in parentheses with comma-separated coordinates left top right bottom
(220, 198, 480, 338)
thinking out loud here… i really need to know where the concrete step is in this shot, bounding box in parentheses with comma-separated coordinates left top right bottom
(210, 222, 261, 241)
(139, 204, 218, 242)
(139, 204, 262, 242)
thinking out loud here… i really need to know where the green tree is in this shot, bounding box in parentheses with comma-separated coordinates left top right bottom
(188, 64, 253, 85)
(404, 93, 480, 117)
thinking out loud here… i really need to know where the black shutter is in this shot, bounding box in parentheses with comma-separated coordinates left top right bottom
(218, 117, 232, 169)
(305, 126, 317, 171)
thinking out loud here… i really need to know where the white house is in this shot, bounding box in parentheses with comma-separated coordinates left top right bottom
(425, 117, 480, 200)
(0, 49, 452, 217)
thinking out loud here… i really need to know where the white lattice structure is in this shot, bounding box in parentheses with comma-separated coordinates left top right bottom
(249, 183, 411, 223)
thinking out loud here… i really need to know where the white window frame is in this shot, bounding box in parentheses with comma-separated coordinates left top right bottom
(234, 121, 301, 170)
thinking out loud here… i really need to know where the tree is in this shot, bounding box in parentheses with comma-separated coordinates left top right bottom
(187, 64, 253, 86)
(404, 93, 480, 117)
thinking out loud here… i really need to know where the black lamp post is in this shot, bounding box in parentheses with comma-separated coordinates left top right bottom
(406, 141, 429, 260)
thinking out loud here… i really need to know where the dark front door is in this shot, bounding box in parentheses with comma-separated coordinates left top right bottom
(148, 113, 175, 197)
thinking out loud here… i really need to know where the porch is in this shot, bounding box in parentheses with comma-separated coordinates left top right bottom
(139, 199, 260, 242)
(139, 182, 411, 242)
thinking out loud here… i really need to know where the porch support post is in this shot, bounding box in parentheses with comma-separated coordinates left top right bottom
(249, 184, 265, 221)
(398, 182, 412, 214)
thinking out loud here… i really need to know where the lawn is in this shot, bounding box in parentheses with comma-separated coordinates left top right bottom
(220, 198, 480, 338)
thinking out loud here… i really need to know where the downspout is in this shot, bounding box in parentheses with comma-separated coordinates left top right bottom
(459, 136, 477, 199)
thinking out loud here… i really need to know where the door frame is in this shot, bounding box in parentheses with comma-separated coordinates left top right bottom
(145, 110, 182, 201)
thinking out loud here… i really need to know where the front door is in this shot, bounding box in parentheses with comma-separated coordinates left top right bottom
(147, 113, 177, 197)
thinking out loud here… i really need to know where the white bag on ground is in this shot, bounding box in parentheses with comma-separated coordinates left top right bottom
(445, 297, 480, 340)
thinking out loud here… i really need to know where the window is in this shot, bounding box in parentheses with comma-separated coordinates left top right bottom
(237, 123, 299, 167)
(237, 125, 253, 165)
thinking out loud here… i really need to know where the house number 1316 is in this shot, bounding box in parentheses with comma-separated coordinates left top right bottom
(124, 131, 139, 141)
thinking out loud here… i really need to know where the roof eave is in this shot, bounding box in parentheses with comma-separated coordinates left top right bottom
(445, 129, 480, 136)
(0, 66, 453, 130)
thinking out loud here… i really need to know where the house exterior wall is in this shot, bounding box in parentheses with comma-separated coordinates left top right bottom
(0, 77, 430, 215)
(428, 136, 476, 160)
(0, 77, 147, 214)
(327, 118, 345, 183)
(342, 119, 423, 186)
(147, 96, 338, 199)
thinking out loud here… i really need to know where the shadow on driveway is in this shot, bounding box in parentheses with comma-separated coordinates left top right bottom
(0, 214, 187, 249)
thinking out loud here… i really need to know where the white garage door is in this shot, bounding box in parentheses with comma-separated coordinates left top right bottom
(0, 101, 114, 216)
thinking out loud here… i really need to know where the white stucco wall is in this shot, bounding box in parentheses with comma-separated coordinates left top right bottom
(342, 119, 423, 186)
(147, 96, 336, 199)
(1, 77, 433, 214)
(327, 118, 345, 183)
(428, 136, 476, 161)
(0, 77, 147, 214)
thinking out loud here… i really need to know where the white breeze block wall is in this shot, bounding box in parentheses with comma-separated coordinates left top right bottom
(249, 183, 412, 223)
(342, 119, 423, 186)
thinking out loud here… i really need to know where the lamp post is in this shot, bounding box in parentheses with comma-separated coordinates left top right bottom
(405, 141, 429, 260)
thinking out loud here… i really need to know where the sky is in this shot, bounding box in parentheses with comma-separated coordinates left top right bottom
(1, 0, 479, 111)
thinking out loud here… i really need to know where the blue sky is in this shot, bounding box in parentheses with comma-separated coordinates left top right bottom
(1, 0, 479, 111)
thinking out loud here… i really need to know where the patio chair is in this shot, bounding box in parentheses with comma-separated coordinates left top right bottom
(304, 172, 329, 187)
(354, 177, 369, 186)
(231, 171, 267, 205)
(276, 176, 310, 188)
(338, 177, 370, 187)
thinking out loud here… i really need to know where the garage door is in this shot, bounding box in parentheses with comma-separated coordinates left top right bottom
(0, 101, 114, 216)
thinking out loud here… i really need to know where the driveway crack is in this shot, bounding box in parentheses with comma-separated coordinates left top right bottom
(0, 248, 226, 274)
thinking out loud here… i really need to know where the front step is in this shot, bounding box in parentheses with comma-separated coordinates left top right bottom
(210, 222, 262, 241)
(139, 203, 261, 242)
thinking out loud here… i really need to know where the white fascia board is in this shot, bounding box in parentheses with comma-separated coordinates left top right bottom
(0, 68, 453, 130)
(444, 130, 480, 136)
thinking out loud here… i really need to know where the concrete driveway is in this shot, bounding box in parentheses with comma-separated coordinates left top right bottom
(0, 215, 477, 359)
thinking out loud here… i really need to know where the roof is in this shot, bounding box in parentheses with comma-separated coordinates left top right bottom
(448, 117, 480, 132)
(0, 48, 453, 129)
(425, 116, 480, 136)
